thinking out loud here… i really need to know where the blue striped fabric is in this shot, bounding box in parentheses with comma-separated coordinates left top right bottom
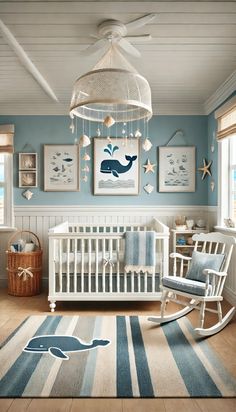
(124, 231, 155, 273)
(0, 315, 236, 398)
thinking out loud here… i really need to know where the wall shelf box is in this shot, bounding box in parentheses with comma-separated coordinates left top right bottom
(19, 171, 37, 188)
(19, 153, 37, 170)
(18, 153, 38, 188)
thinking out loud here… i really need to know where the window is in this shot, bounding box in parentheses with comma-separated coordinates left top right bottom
(216, 96, 236, 226)
(0, 153, 13, 228)
(229, 137, 236, 222)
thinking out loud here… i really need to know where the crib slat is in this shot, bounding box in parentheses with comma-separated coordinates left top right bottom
(214, 242, 219, 254)
(144, 272, 147, 293)
(152, 268, 155, 293)
(131, 271, 134, 293)
(221, 243, 226, 254)
(88, 239, 91, 293)
(66, 238, 70, 293)
(81, 238, 85, 293)
(109, 239, 113, 293)
(208, 242, 213, 254)
(138, 274, 140, 293)
(95, 238, 99, 293)
(102, 238, 105, 293)
(116, 238, 120, 294)
(73, 238, 77, 293)
(59, 239, 62, 293)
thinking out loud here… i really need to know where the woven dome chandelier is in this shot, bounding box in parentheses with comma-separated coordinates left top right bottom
(70, 44, 152, 123)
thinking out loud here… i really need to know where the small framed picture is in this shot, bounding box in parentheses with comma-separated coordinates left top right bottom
(159, 146, 196, 192)
(19, 171, 37, 188)
(44, 144, 80, 191)
(19, 153, 37, 170)
(94, 137, 140, 195)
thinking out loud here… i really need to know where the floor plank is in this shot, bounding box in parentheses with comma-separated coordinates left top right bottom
(196, 398, 236, 412)
(7, 399, 32, 412)
(71, 399, 122, 412)
(27, 399, 72, 412)
(0, 399, 14, 412)
(164, 398, 202, 412)
(123, 399, 165, 412)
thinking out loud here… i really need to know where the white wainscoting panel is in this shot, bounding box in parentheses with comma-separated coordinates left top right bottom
(0, 205, 217, 290)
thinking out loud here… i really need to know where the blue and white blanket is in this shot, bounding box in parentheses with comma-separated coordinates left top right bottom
(124, 231, 155, 274)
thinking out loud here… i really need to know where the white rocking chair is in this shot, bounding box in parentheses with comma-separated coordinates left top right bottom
(148, 232, 236, 336)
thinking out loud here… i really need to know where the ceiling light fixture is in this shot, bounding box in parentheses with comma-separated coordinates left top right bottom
(70, 43, 152, 124)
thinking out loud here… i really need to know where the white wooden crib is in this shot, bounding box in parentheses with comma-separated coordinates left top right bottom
(48, 219, 169, 311)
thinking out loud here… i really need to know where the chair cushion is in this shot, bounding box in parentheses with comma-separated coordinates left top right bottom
(186, 251, 225, 283)
(162, 276, 212, 296)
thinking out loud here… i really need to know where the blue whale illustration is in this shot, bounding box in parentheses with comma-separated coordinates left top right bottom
(23, 335, 110, 360)
(100, 155, 137, 178)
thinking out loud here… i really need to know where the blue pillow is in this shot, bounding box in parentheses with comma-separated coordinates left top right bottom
(186, 251, 225, 283)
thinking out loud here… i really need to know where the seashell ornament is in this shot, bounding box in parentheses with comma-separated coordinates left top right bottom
(69, 120, 75, 134)
(142, 137, 152, 152)
(96, 128, 101, 137)
(135, 129, 142, 138)
(210, 180, 215, 192)
(82, 175, 88, 182)
(144, 183, 154, 194)
(79, 134, 91, 148)
(22, 189, 34, 200)
(104, 115, 115, 128)
(82, 152, 91, 161)
(82, 165, 90, 173)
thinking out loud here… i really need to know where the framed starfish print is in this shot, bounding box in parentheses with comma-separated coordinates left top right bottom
(159, 146, 196, 192)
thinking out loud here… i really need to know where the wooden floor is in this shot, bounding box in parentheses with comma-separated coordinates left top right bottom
(0, 288, 236, 412)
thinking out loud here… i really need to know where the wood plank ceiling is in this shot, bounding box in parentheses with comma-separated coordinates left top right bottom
(0, 1, 235, 115)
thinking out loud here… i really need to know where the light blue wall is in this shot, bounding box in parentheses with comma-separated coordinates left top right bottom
(0, 114, 208, 205)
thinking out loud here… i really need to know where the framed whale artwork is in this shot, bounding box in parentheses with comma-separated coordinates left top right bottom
(94, 137, 140, 195)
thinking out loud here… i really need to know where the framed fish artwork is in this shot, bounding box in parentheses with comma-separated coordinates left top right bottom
(44, 145, 80, 191)
(94, 137, 140, 195)
(159, 146, 196, 192)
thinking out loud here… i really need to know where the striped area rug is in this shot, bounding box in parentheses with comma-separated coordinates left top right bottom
(0, 315, 236, 398)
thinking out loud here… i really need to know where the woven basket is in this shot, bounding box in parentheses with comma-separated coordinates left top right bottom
(6, 230, 42, 297)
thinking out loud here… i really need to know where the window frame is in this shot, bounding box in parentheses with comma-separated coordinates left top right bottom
(218, 134, 236, 226)
(0, 153, 14, 229)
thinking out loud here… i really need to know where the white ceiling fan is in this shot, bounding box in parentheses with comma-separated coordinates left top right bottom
(81, 13, 156, 58)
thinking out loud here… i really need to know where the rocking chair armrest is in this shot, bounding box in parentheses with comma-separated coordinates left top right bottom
(170, 252, 192, 261)
(203, 269, 227, 277)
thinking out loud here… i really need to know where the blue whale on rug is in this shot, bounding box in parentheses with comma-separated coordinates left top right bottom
(23, 335, 110, 360)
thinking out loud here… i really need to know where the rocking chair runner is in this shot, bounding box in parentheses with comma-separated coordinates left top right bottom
(148, 232, 236, 336)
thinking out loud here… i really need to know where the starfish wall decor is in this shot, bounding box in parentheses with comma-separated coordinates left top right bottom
(143, 158, 156, 174)
(198, 158, 212, 180)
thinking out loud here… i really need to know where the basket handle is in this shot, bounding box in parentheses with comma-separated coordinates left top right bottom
(8, 230, 41, 250)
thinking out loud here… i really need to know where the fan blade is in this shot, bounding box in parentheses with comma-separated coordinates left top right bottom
(80, 38, 108, 55)
(125, 34, 152, 42)
(118, 38, 140, 58)
(126, 13, 156, 32)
